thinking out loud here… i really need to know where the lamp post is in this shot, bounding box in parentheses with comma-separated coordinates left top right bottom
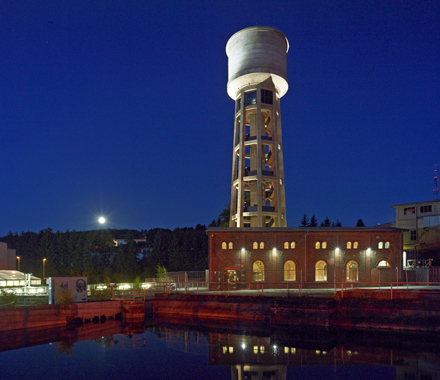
(16, 256, 20, 271)
(43, 258, 47, 280)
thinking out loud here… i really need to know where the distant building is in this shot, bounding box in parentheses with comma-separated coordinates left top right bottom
(391, 200, 440, 267)
(207, 227, 404, 289)
(0, 242, 16, 270)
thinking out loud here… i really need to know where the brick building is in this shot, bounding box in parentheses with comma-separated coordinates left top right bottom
(207, 227, 404, 288)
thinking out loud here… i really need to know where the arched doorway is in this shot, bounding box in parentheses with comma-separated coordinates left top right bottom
(346, 260, 359, 282)
(284, 260, 296, 281)
(253, 260, 265, 281)
(315, 260, 327, 281)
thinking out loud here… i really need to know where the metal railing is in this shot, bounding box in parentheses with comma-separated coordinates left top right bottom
(109, 280, 440, 301)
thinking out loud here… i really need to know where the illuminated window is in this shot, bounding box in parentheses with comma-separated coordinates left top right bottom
(385, 241, 390, 249)
(228, 242, 233, 249)
(260, 242, 264, 249)
(347, 242, 352, 249)
(253, 346, 258, 354)
(346, 260, 359, 282)
(253, 260, 265, 281)
(222, 242, 227, 249)
(290, 242, 295, 249)
(253, 242, 258, 249)
(378, 242, 383, 249)
(284, 242, 289, 249)
(322, 242, 327, 249)
(284, 261, 296, 281)
(245, 91, 257, 106)
(315, 242, 320, 249)
(315, 261, 327, 281)
(229, 347, 234, 354)
(353, 241, 358, 249)
(377, 260, 391, 267)
(404, 207, 415, 214)
(260, 346, 265, 354)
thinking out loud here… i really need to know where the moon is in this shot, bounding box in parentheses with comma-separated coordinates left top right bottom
(98, 217, 106, 224)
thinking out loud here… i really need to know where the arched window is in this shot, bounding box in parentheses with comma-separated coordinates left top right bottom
(378, 242, 383, 249)
(377, 260, 391, 267)
(385, 241, 390, 249)
(290, 242, 296, 249)
(284, 260, 296, 281)
(322, 242, 327, 249)
(347, 242, 352, 249)
(228, 242, 233, 249)
(353, 242, 358, 249)
(315, 261, 327, 281)
(284, 242, 289, 249)
(253, 260, 265, 281)
(260, 242, 264, 249)
(253, 242, 258, 249)
(222, 242, 227, 249)
(315, 242, 320, 249)
(346, 260, 359, 282)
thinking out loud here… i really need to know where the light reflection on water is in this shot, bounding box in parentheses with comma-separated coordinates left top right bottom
(0, 318, 439, 380)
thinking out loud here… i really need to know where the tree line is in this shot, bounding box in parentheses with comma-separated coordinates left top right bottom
(299, 214, 365, 227)
(0, 226, 208, 284)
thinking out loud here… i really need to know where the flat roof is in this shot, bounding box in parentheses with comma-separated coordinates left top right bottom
(391, 199, 440, 208)
(0, 270, 40, 281)
(207, 227, 404, 233)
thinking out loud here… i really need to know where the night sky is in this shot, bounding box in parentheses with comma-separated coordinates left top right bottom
(1, 0, 439, 236)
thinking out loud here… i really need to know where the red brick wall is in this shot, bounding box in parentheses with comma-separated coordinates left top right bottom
(208, 228, 403, 287)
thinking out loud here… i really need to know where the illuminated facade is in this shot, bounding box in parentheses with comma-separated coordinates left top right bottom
(226, 27, 288, 228)
(208, 227, 403, 288)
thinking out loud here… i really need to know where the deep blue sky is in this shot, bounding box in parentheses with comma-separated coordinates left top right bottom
(1, 0, 439, 235)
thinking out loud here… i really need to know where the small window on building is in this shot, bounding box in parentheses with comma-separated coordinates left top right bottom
(410, 230, 417, 241)
(290, 242, 295, 249)
(322, 242, 327, 249)
(315, 242, 320, 249)
(377, 260, 391, 267)
(420, 205, 432, 213)
(315, 261, 327, 281)
(222, 242, 227, 249)
(284, 242, 289, 249)
(378, 242, 383, 249)
(245, 91, 257, 106)
(404, 207, 415, 215)
(384, 241, 390, 249)
(259, 242, 264, 249)
(228, 242, 233, 249)
(353, 242, 358, 249)
(347, 242, 352, 249)
(237, 98, 241, 111)
(261, 89, 273, 104)
(253, 242, 258, 249)
(253, 260, 265, 281)
(284, 260, 296, 281)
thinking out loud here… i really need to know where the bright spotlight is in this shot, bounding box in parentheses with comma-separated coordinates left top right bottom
(98, 217, 106, 224)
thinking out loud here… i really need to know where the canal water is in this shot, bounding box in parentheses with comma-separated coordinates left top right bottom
(0, 318, 439, 380)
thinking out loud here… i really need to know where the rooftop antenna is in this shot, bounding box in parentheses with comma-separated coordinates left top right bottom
(434, 164, 438, 200)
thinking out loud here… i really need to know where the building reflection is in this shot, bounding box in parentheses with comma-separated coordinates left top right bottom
(148, 320, 440, 380)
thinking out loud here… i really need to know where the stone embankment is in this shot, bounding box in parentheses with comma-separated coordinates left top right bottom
(0, 300, 144, 332)
(150, 292, 440, 332)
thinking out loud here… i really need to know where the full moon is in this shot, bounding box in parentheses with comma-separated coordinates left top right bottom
(98, 217, 106, 224)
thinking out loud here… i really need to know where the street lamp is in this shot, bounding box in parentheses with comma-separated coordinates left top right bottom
(43, 258, 47, 280)
(16, 256, 20, 271)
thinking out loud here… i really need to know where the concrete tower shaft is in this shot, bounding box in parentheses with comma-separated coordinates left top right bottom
(227, 27, 288, 228)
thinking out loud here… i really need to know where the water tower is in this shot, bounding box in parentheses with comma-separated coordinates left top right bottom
(226, 27, 289, 227)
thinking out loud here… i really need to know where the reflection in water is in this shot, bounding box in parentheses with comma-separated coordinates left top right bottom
(0, 318, 440, 380)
